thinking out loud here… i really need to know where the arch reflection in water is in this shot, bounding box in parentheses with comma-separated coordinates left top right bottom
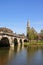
(20, 39, 22, 46)
(14, 38, 18, 46)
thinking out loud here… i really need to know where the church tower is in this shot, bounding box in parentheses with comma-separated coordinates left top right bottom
(27, 19, 30, 34)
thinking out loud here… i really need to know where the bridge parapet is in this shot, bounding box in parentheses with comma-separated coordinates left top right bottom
(0, 28, 27, 47)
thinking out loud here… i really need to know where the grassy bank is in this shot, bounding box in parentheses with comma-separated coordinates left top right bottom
(24, 40, 43, 48)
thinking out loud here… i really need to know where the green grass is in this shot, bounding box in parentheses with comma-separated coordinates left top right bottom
(37, 40, 43, 44)
(24, 40, 43, 47)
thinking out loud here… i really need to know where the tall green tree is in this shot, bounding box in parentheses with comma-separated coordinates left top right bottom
(40, 30, 43, 40)
(27, 27, 38, 40)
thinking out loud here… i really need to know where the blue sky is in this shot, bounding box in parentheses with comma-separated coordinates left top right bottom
(0, 0, 43, 34)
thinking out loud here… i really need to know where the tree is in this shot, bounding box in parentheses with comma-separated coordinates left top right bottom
(27, 27, 38, 40)
(40, 30, 43, 40)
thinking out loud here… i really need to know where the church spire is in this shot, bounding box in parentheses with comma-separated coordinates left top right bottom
(27, 19, 30, 35)
(27, 19, 30, 28)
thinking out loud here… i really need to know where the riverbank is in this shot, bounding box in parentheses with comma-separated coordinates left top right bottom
(24, 40, 43, 48)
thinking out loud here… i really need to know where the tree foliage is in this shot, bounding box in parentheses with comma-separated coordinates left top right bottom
(40, 30, 43, 40)
(27, 27, 38, 40)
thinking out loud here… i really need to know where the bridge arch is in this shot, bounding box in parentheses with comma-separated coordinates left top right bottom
(14, 38, 18, 46)
(20, 39, 22, 46)
(0, 37, 10, 47)
(24, 39, 28, 42)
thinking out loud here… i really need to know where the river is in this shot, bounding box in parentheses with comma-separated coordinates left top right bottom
(0, 45, 43, 65)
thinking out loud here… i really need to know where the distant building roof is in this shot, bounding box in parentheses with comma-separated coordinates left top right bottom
(17, 34, 26, 38)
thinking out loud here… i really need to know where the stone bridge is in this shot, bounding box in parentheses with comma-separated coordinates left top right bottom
(0, 28, 26, 47)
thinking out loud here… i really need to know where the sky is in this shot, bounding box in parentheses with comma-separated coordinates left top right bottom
(0, 0, 43, 35)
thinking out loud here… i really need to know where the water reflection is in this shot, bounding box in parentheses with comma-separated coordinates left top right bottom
(0, 46, 43, 65)
(0, 48, 10, 65)
(0, 45, 24, 65)
(27, 48, 43, 65)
